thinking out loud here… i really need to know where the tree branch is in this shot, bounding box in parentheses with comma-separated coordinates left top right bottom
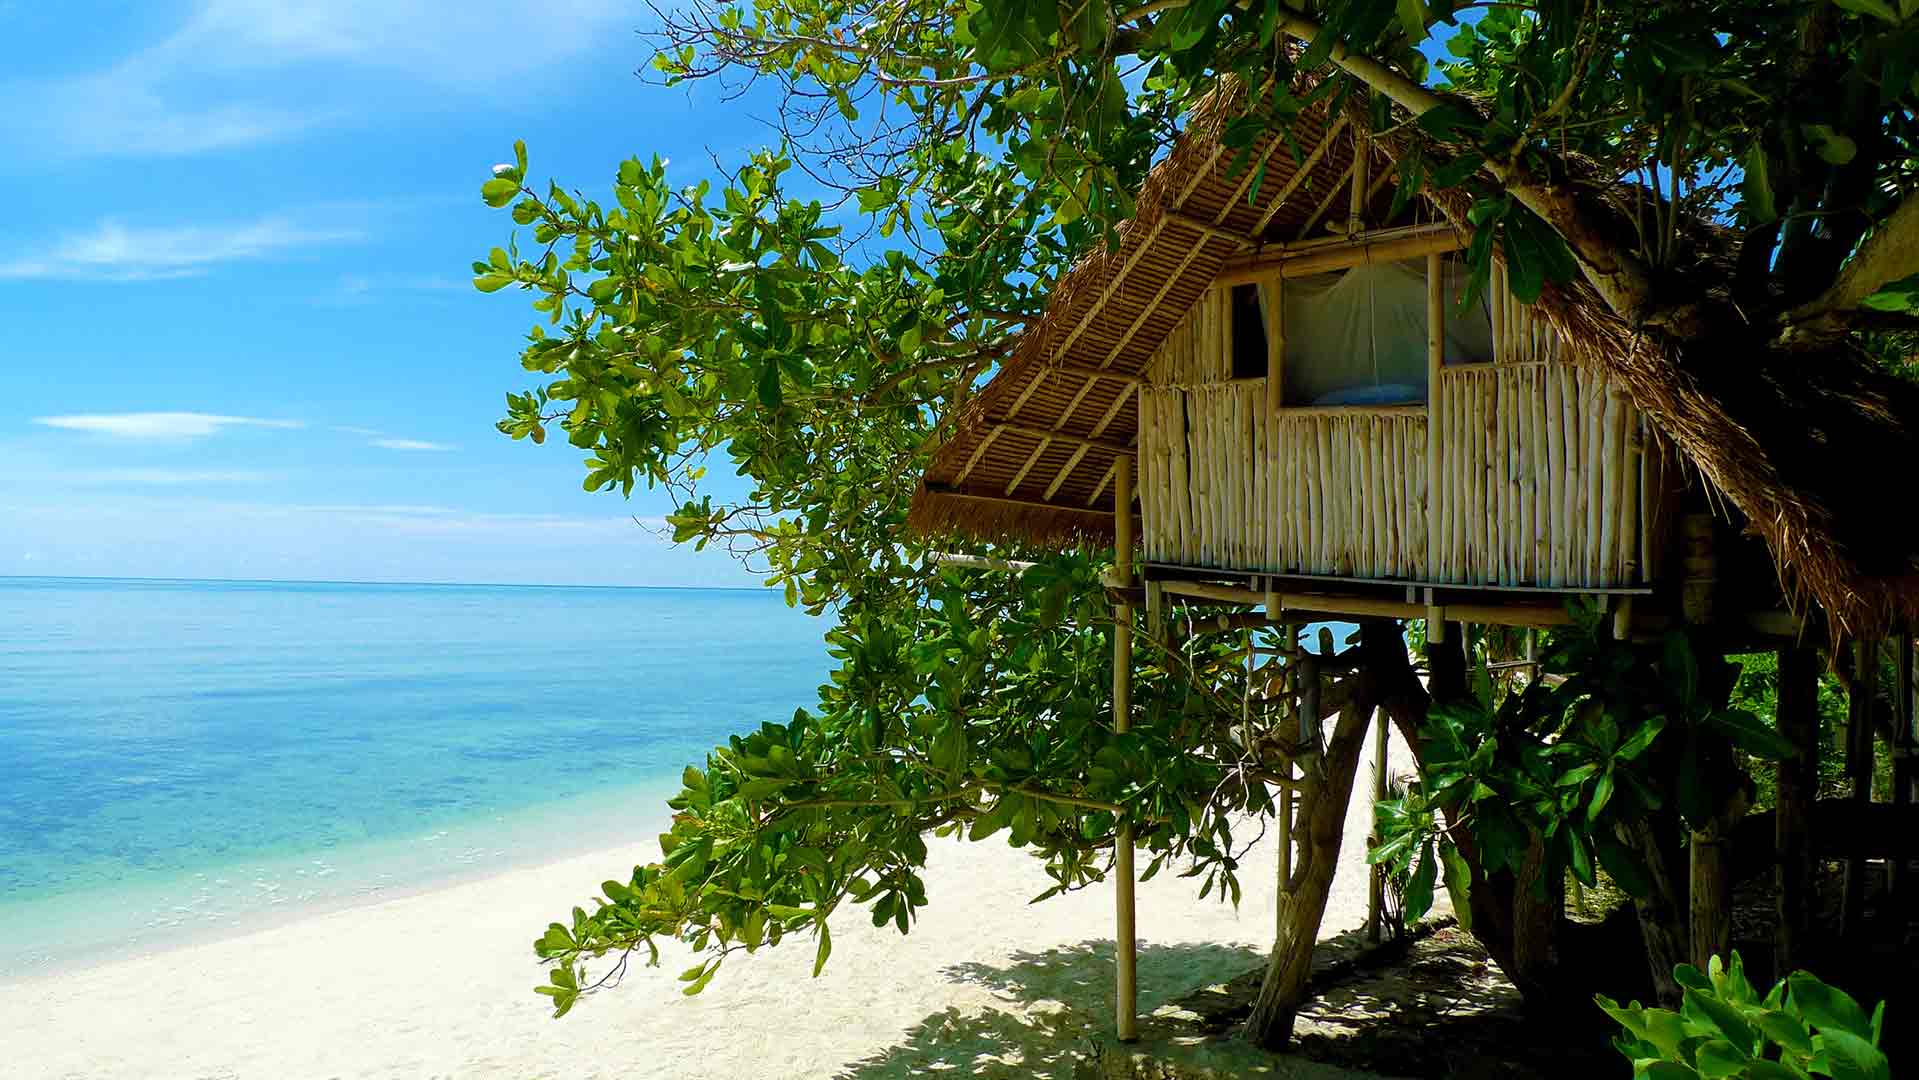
(1787, 195, 1919, 329)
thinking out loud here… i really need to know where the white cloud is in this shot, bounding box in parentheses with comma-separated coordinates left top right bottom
(0, 215, 362, 282)
(2, 1, 632, 159)
(337, 273, 467, 296)
(69, 468, 274, 486)
(369, 438, 457, 452)
(32, 412, 303, 439)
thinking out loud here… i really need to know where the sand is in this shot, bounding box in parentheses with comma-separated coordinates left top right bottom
(1, 733, 1408, 1080)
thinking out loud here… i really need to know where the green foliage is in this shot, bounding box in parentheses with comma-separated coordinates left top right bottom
(480, 0, 1919, 1022)
(1597, 952, 1890, 1080)
(1372, 606, 1793, 918)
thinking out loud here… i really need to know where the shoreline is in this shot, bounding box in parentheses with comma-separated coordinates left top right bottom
(0, 779, 686, 983)
(3, 734, 1408, 1080)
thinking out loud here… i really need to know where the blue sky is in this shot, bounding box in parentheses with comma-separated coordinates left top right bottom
(0, 1, 780, 587)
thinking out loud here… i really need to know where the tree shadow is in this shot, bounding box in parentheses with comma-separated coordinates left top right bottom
(831, 939, 1393, 1080)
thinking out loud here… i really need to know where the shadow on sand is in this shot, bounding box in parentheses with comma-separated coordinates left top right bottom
(831, 939, 1394, 1080)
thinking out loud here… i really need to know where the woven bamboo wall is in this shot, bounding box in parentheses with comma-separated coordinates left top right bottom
(1138, 380, 1429, 577)
(1143, 289, 1231, 386)
(1431, 362, 1654, 588)
(1138, 364, 1662, 588)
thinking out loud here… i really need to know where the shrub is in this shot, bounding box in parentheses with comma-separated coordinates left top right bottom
(1596, 952, 1889, 1080)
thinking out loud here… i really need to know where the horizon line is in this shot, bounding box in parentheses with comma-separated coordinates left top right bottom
(0, 573, 773, 594)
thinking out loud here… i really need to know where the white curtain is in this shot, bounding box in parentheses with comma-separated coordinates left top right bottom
(1268, 256, 1493, 405)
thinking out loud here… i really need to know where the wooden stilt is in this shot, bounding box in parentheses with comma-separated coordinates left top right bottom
(1774, 644, 1819, 976)
(1367, 706, 1388, 942)
(1426, 253, 1443, 583)
(1842, 636, 1877, 936)
(1277, 623, 1297, 902)
(1893, 631, 1914, 901)
(1113, 455, 1138, 1043)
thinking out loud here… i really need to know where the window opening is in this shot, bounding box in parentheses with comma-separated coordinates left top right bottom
(1229, 283, 1267, 380)
(1276, 254, 1495, 406)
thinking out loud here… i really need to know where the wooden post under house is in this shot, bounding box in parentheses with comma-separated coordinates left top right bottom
(1773, 644, 1820, 975)
(1112, 455, 1138, 1042)
(1893, 631, 1914, 900)
(1367, 707, 1388, 942)
(1841, 636, 1878, 936)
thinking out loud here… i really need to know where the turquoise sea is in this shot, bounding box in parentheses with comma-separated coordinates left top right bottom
(0, 577, 827, 977)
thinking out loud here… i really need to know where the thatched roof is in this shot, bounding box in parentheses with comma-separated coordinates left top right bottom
(908, 87, 1919, 637)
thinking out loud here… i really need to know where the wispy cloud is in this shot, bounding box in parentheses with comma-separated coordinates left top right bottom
(369, 437, 457, 452)
(0, 215, 362, 282)
(2, 1, 632, 160)
(337, 272, 468, 297)
(68, 468, 275, 487)
(33, 412, 304, 439)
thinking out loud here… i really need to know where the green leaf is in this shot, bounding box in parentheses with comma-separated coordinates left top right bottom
(1616, 716, 1667, 762)
(1684, 987, 1756, 1052)
(1567, 829, 1595, 885)
(482, 178, 521, 208)
(1755, 1009, 1814, 1055)
(758, 361, 783, 410)
(1589, 768, 1616, 820)
(1816, 1029, 1891, 1080)
(1691, 1039, 1747, 1079)
(1405, 840, 1438, 919)
(1742, 143, 1777, 225)
(1801, 123, 1858, 166)
(1397, 0, 1427, 35)
(1639, 1060, 1702, 1079)
(813, 920, 833, 977)
(1439, 841, 1473, 931)
(1830, 0, 1901, 23)
(1705, 709, 1795, 760)
(1417, 103, 1484, 140)
(1593, 832, 1653, 897)
(1789, 972, 1872, 1037)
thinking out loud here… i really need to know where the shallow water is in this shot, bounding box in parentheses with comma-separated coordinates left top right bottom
(0, 576, 826, 975)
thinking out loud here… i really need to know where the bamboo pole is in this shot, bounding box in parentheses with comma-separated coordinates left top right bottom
(1598, 389, 1622, 585)
(1278, 622, 1296, 891)
(1841, 637, 1877, 938)
(1892, 631, 1913, 901)
(1267, 275, 1287, 415)
(1774, 644, 1819, 975)
(1532, 366, 1549, 584)
(1367, 707, 1388, 942)
(1546, 366, 1564, 587)
(1113, 456, 1138, 1043)
(1216, 230, 1465, 287)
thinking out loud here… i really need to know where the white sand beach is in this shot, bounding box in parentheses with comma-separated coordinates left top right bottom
(1, 735, 1406, 1080)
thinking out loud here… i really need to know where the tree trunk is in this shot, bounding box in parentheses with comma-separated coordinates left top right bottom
(1690, 820, 1731, 972)
(1508, 829, 1563, 1001)
(1620, 816, 1690, 1005)
(1243, 667, 1377, 1048)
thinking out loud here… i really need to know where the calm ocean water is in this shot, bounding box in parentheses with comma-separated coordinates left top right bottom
(0, 577, 827, 976)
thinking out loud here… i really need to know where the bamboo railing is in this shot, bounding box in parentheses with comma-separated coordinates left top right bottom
(1430, 362, 1648, 587)
(1137, 365, 1659, 588)
(1138, 380, 1428, 577)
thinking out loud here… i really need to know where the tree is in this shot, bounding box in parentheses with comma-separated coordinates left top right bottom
(475, 0, 1916, 1048)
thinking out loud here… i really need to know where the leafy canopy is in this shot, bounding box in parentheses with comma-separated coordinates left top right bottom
(476, 0, 1917, 1016)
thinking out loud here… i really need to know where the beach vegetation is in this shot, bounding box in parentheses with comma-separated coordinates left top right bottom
(476, 0, 1918, 1046)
